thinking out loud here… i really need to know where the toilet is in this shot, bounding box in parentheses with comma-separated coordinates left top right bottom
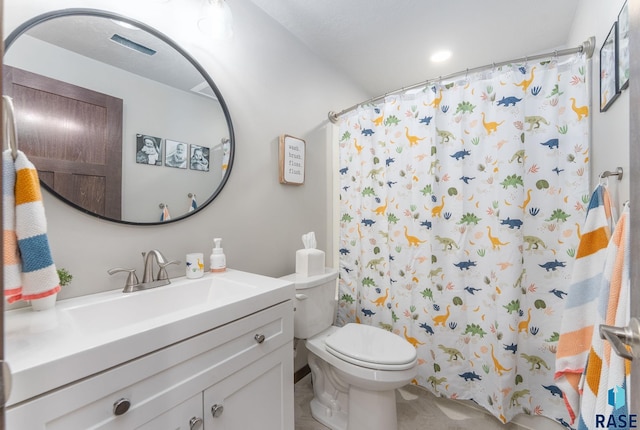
(281, 269, 418, 430)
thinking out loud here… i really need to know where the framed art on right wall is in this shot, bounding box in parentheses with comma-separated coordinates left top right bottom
(600, 22, 619, 112)
(617, 0, 630, 92)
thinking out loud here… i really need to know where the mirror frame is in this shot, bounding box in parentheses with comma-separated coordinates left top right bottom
(3, 8, 235, 225)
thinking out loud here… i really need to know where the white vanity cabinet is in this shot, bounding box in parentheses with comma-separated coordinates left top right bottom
(6, 299, 294, 430)
(203, 345, 290, 429)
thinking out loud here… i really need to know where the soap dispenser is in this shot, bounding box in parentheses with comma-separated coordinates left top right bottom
(210, 238, 226, 273)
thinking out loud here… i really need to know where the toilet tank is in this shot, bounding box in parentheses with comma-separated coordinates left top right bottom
(280, 268, 338, 339)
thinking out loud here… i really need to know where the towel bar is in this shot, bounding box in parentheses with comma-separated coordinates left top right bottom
(599, 167, 623, 181)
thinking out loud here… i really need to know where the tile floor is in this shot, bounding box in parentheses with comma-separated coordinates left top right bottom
(294, 374, 562, 430)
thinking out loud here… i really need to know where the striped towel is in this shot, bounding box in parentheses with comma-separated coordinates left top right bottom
(222, 139, 230, 171)
(188, 194, 198, 212)
(161, 204, 171, 221)
(577, 207, 630, 429)
(3, 150, 21, 303)
(3, 150, 60, 302)
(555, 184, 616, 423)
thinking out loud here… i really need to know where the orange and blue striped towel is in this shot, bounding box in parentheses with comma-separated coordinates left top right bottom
(555, 184, 616, 424)
(577, 208, 630, 429)
(3, 150, 60, 303)
(161, 204, 171, 221)
(3, 150, 21, 303)
(188, 194, 197, 212)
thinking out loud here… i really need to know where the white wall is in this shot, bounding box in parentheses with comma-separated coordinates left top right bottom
(568, 0, 629, 210)
(4, 0, 368, 303)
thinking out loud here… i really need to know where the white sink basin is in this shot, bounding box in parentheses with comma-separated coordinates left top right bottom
(65, 276, 257, 333)
(4, 269, 294, 407)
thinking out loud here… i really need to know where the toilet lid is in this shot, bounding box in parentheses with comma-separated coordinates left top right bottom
(324, 324, 417, 370)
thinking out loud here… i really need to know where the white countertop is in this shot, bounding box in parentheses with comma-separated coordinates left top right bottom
(5, 269, 294, 407)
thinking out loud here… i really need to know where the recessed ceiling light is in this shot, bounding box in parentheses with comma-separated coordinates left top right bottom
(430, 50, 452, 63)
(110, 19, 139, 30)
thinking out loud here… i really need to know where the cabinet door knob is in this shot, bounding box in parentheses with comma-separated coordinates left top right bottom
(112, 398, 131, 416)
(189, 416, 203, 430)
(211, 403, 224, 418)
(254, 333, 266, 344)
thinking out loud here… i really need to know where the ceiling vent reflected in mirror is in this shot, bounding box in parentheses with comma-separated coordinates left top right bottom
(110, 34, 157, 56)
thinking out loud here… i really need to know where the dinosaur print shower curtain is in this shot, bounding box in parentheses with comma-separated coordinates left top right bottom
(336, 55, 589, 425)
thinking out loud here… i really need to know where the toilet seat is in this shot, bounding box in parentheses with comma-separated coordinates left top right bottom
(324, 323, 417, 371)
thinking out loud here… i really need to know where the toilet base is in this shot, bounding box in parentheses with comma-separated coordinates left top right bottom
(309, 396, 347, 430)
(348, 385, 397, 430)
(308, 352, 349, 430)
(309, 382, 399, 430)
(307, 349, 402, 430)
(309, 387, 398, 430)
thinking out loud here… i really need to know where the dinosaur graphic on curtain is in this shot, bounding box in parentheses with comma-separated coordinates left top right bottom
(336, 56, 589, 425)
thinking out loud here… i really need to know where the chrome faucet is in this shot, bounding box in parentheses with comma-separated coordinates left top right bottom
(108, 249, 179, 293)
(142, 250, 168, 283)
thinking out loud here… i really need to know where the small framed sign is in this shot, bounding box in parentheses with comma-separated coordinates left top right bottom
(279, 134, 305, 185)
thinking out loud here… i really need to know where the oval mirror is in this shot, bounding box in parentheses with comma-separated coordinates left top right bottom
(3, 9, 234, 225)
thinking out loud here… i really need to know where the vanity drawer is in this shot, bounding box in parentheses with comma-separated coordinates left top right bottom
(7, 300, 293, 429)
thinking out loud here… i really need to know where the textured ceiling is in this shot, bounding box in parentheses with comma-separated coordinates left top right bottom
(14, 2, 583, 104)
(249, 0, 582, 97)
(14, 14, 208, 95)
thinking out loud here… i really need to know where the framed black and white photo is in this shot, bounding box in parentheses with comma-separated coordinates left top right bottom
(165, 139, 188, 169)
(617, 0, 630, 92)
(135, 134, 162, 166)
(600, 22, 619, 112)
(189, 144, 210, 172)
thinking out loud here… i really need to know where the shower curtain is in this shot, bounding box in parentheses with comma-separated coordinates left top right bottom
(336, 55, 589, 424)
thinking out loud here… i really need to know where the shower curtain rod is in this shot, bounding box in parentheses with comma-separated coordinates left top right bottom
(328, 36, 595, 124)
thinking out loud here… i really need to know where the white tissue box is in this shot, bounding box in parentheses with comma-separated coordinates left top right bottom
(296, 249, 325, 277)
